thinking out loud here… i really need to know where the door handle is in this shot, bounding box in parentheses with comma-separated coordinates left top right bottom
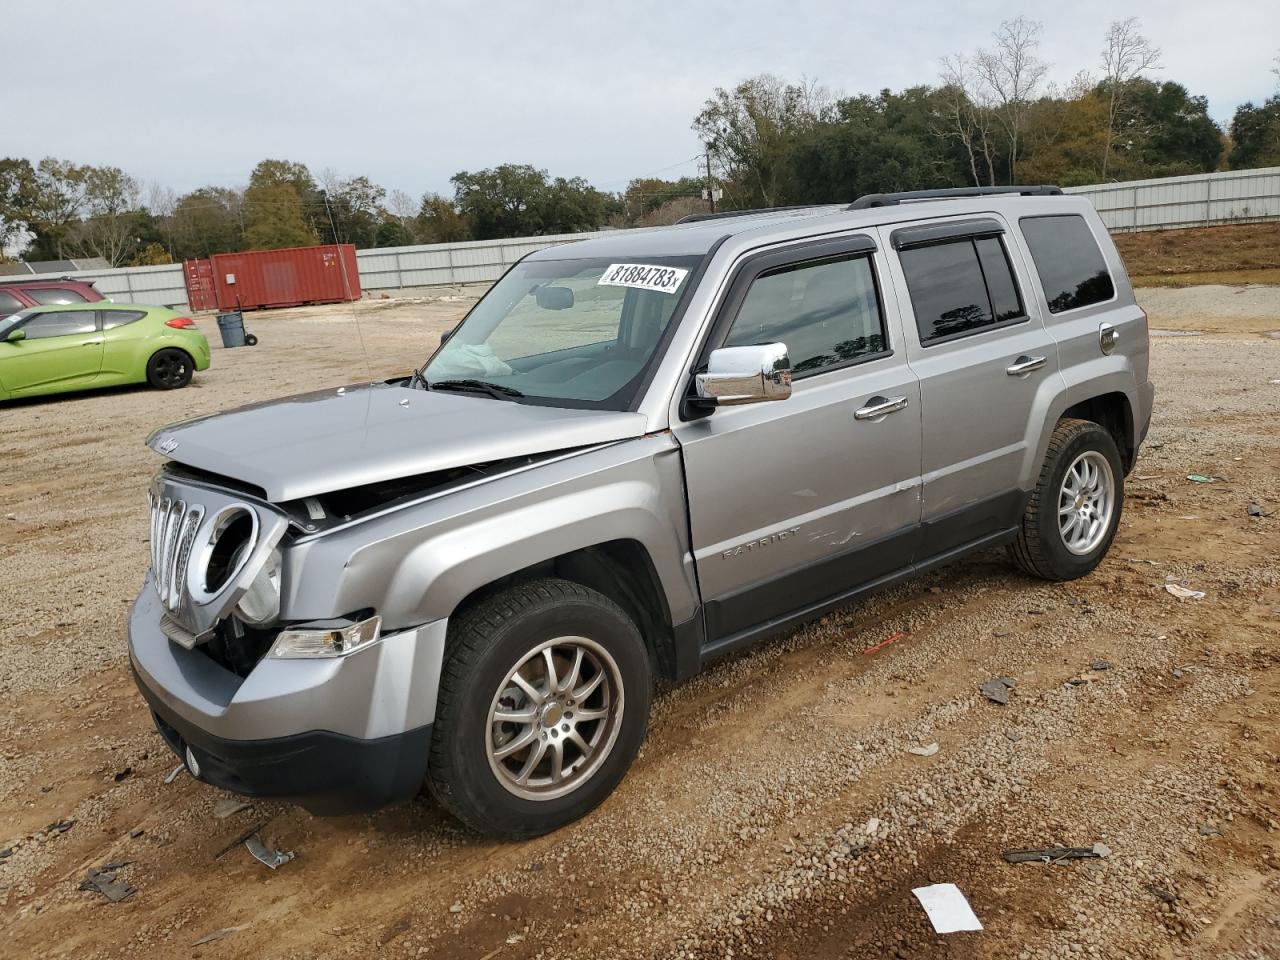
(1006, 355, 1046, 376)
(854, 395, 909, 420)
(81, 339, 103, 346)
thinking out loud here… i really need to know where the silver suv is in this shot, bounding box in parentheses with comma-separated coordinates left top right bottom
(129, 186, 1153, 838)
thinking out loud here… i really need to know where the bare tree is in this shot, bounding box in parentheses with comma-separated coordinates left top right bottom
(937, 54, 999, 186)
(1100, 18, 1162, 178)
(973, 16, 1048, 185)
(388, 188, 419, 241)
(67, 167, 142, 265)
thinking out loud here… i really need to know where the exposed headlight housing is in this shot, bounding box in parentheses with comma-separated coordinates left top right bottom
(269, 615, 381, 659)
(235, 548, 281, 625)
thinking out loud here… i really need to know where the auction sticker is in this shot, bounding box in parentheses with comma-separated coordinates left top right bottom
(598, 263, 689, 295)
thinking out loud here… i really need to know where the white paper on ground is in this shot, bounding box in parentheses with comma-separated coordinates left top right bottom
(911, 883, 983, 933)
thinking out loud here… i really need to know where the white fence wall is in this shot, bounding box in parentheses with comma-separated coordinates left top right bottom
(50, 167, 1280, 309)
(1064, 166, 1280, 231)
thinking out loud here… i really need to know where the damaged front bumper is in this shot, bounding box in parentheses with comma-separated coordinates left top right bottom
(127, 577, 447, 815)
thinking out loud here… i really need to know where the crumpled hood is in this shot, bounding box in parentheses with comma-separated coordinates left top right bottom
(146, 383, 648, 502)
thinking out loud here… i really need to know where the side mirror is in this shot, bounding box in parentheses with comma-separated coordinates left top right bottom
(440, 325, 457, 344)
(535, 285, 574, 310)
(4, 328, 25, 343)
(696, 343, 791, 406)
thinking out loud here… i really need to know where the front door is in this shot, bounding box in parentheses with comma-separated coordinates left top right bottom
(1, 310, 104, 396)
(673, 236, 923, 653)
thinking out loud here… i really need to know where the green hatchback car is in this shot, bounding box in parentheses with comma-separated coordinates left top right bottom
(0, 303, 211, 401)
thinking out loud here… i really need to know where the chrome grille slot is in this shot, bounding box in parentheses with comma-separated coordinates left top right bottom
(149, 495, 204, 615)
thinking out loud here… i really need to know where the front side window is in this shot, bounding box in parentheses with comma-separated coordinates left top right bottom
(900, 236, 1025, 344)
(20, 310, 97, 340)
(724, 255, 887, 376)
(1019, 215, 1115, 313)
(27, 286, 89, 305)
(423, 255, 701, 409)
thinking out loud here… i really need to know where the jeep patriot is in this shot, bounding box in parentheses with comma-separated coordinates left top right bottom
(129, 186, 1153, 837)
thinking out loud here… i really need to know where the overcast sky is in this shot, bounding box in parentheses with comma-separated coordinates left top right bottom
(8, 0, 1279, 199)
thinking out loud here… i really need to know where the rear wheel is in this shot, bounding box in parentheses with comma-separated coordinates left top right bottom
(146, 348, 193, 390)
(1009, 418, 1124, 581)
(427, 578, 651, 839)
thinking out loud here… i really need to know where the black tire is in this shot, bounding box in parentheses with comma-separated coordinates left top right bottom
(146, 348, 194, 390)
(1009, 418, 1125, 581)
(244, 334, 259, 346)
(427, 578, 651, 839)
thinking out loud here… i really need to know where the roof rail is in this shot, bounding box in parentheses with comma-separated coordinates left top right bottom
(848, 185, 1063, 210)
(675, 204, 830, 225)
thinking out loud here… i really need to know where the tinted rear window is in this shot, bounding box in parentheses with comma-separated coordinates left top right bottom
(899, 236, 1025, 344)
(102, 309, 146, 329)
(1020, 215, 1115, 313)
(27, 286, 89, 305)
(0, 290, 22, 313)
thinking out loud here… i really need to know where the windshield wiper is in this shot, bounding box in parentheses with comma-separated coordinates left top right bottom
(430, 378, 524, 401)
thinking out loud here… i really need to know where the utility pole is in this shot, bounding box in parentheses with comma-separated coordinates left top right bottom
(704, 149, 716, 214)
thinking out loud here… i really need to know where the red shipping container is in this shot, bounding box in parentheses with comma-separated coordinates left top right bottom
(183, 259, 218, 311)
(206, 244, 361, 311)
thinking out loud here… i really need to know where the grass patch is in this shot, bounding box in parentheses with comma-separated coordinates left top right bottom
(1130, 267, 1280, 288)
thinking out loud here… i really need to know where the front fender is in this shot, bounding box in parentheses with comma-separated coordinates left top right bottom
(280, 435, 697, 631)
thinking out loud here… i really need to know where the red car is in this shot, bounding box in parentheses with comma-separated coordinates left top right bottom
(0, 277, 105, 314)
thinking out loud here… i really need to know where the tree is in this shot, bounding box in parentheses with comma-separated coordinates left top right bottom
(937, 56, 1000, 185)
(386, 188, 420, 244)
(66, 166, 143, 266)
(417, 193, 471, 243)
(247, 158, 324, 240)
(622, 176, 704, 222)
(450, 165, 606, 239)
(692, 75, 833, 208)
(1228, 95, 1280, 168)
(973, 17, 1048, 184)
(317, 171, 385, 247)
(21, 158, 90, 260)
(243, 181, 316, 249)
(168, 187, 245, 259)
(0, 158, 35, 258)
(1115, 79, 1221, 176)
(129, 242, 172, 266)
(1020, 79, 1110, 186)
(1100, 18, 1163, 178)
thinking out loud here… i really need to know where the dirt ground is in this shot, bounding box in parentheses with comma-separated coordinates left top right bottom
(1114, 222, 1280, 287)
(1, 287, 1278, 960)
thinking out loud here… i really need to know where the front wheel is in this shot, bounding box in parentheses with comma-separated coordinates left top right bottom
(427, 578, 651, 839)
(146, 348, 194, 390)
(1009, 418, 1124, 581)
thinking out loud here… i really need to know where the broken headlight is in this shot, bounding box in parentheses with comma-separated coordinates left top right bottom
(234, 548, 281, 625)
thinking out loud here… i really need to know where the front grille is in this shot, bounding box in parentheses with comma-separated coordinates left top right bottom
(148, 493, 204, 613)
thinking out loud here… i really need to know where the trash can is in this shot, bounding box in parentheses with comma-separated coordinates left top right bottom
(216, 311, 246, 348)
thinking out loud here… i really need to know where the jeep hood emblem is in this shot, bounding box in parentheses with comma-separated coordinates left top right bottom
(157, 436, 180, 454)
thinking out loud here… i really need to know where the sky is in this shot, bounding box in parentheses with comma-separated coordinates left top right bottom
(7, 0, 1279, 200)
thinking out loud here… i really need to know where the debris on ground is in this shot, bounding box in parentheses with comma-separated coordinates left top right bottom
(911, 882, 983, 933)
(980, 677, 1017, 704)
(244, 834, 294, 870)
(1005, 729, 1024, 742)
(163, 763, 185, 784)
(1002, 843, 1110, 864)
(113, 767, 132, 782)
(1186, 473, 1223, 483)
(1247, 503, 1269, 517)
(1199, 822, 1223, 836)
(45, 819, 74, 835)
(862, 630, 905, 655)
(213, 798, 252, 819)
(1165, 583, 1206, 601)
(78, 861, 136, 902)
(0, 847, 13, 859)
(129, 828, 145, 839)
(193, 925, 249, 946)
(908, 742, 940, 757)
(449, 901, 463, 914)
(1091, 660, 1113, 671)
(1147, 884, 1177, 904)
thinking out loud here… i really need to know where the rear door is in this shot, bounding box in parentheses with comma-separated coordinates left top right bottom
(881, 216, 1062, 557)
(2, 310, 104, 396)
(674, 235, 923, 653)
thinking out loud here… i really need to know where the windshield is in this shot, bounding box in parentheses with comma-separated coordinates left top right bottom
(423, 254, 702, 410)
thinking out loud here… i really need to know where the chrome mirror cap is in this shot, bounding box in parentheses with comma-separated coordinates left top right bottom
(696, 343, 792, 406)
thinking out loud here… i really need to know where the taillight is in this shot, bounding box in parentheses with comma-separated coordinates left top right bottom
(165, 317, 195, 329)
